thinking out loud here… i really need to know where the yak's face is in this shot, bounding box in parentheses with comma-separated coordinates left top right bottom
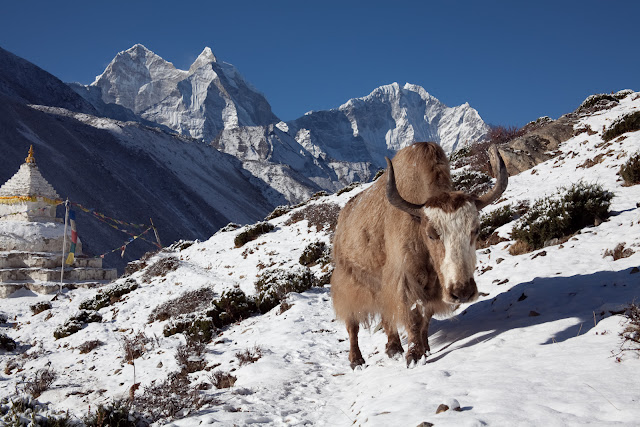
(421, 201, 480, 304)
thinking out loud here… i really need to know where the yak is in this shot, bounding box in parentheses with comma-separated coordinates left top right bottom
(331, 142, 508, 368)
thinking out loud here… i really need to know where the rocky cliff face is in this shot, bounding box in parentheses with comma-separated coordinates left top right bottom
(90, 45, 279, 141)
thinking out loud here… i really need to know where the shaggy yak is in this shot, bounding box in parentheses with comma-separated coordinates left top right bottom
(331, 142, 508, 368)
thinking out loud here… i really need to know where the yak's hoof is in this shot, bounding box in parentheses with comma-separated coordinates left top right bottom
(350, 357, 365, 370)
(385, 342, 404, 359)
(406, 348, 428, 368)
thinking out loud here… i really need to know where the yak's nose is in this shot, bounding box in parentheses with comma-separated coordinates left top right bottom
(450, 278, 478, 303)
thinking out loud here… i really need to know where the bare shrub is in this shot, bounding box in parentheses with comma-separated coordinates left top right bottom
(4, 358, 20, 374)
(604, 243, 635, 261)
(235, 346, 264, 366)
(149, 288, 215, 323)
(135, 371, 208, 421)
(24, 368, 57, 398)
(175, 338, 207, 373)
(163, 312, 217, 343)
(457, 126, 524, 174)
(285, 202, 341, 234)
(234, 222, 275, 248)
(618, 302, 640, 356)
(121, 332, 152, 363)
(209, 371, 237, 389)
(0, 332, 17, 351)
(78, 340, 103, 354)
(142, 257, 180, 283)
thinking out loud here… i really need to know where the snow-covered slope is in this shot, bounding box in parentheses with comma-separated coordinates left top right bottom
(89, 44, 279, 141)
(1, 92, 639, 425)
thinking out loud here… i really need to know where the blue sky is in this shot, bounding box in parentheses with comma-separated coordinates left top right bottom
(1, 0, 638, 127)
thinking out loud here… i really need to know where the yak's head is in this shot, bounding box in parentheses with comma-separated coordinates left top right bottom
(385, 145, 508, 305)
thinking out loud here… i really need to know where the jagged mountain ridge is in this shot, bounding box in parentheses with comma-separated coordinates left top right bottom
(75, 45, 488, 197)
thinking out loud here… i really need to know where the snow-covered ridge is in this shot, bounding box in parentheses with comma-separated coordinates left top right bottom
(1, 91, 639, 425)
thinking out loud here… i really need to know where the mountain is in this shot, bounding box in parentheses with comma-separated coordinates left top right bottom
(88, 44, 279, 141)
(2, 90, 639, 425)
(77, 46, 488, 199)
(287, 82, 489, 167)
(0, 48, 284, 273)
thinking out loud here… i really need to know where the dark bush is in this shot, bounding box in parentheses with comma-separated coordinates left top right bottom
(30, 302, 52, 315)
(212, 287, 256, 324)
(142, 257, 180, 283)
(1, 395, 73, 426)
(511, 182, 613, 250)
(603, 111, 640, 142)
(54, 310, 102, 339)
(149, 288, 215, 323)
(234, 222, 275, 248)
(0, 313, 7, 324)
(299, 241, 331, 266)
(285, 202, 341, 234)
(255, 267, 318, 313)
(78, 339, 103, 354)
(479, 205, 515, 241)
(0, 332, 16, 351)
(265, 205, 292, 221)
(310, 191, 329, 200)
(336, 182, 361, 196)
(163, 313, 217, 343)
(79, 279, 138, 311)
(451, 170, 493, 196)
(24, 368, 57, 398)
(619, 151, 640, 185)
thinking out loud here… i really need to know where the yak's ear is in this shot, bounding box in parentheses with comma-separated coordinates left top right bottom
(475, 145, 508, 210)
(385, 157, 424, 219)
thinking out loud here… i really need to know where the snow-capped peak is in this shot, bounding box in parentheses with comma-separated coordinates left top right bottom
(189, 46, 218, 72)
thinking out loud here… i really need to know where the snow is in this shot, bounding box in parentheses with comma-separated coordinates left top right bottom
(1, 92, 640, 425)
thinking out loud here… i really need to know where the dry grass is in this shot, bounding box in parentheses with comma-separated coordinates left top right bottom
(508, 240, 533, 256)
(149, 288, 215, 323)
(285, 203, 341, 234)
(235, 346, 264, 366)
(142, 257, 180, 283)
(78, 339, 103, 354)
(121, 331, 152, 363)
(24, 367, 57, 398)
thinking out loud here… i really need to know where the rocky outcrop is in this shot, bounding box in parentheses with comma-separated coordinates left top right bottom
(498, 115, 576, 175)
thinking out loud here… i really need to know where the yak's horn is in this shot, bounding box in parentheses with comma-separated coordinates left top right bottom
(385, 157, 424, 218)
(475, 144, 508, 210)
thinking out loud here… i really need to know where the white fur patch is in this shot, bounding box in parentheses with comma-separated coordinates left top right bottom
(423, 202, 479, 291)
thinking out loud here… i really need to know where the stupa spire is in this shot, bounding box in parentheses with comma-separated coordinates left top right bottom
(25, 145, 35, 164)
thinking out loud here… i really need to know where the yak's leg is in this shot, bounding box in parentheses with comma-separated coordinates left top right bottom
(382, 318, 403, 359)
(405, 308, 428, 367)
(346, 320, 365, 369)
(421, 313, 432, 356)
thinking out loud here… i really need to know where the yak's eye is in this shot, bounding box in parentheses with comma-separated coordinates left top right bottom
(427, 227, 440, 241)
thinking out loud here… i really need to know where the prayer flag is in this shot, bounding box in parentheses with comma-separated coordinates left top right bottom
(65, 210, 77, 265)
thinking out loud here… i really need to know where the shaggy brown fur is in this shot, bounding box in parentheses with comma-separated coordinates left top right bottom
(331, 142, 507, 368)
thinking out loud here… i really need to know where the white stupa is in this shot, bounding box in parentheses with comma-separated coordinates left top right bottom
(0, 146, 117, 297)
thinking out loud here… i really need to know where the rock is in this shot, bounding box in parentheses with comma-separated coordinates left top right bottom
(416, 423, 434, 427)
(157, 361, 163, 368)
(529, 310, 541, 317)
(436, 404, 449, 414)
(496, 258, 504, 264)
(631, 267, 639, 274)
